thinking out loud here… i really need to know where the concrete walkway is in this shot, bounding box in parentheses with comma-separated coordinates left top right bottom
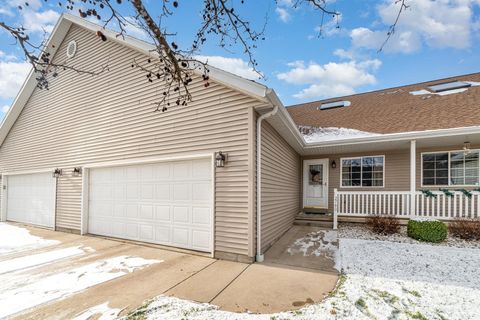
(1, 223, 338, 319)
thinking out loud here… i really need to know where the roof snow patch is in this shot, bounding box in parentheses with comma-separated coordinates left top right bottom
(299, 126, 380, 143)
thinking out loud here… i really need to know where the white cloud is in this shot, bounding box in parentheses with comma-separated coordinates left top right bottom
(351, 0, 479, 53)
(0, 7, 14, 16)
(194, 55, 260, 80)
(1, 105, 10, 113)
(333, 48, 355, 60)
(0, 60, 31, 99)
(124, 17, 150, 41)
(21, 9, 60, 33)
(2, 1, 59, 33)
(277, 59, 381, 99)
(275, 7, 291, 22)
(314, 13, 343, 37)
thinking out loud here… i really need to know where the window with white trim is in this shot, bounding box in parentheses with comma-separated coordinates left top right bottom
(422, 151, 479, 186)
(341, 156, 384, 187)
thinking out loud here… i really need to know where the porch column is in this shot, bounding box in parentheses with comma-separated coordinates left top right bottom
(410, 140, 416, 216)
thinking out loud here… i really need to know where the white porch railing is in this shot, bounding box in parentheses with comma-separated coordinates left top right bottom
(333, 189, 480, 229)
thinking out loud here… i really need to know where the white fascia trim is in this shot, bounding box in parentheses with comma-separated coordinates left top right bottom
(303, 126, 480, 149)
(264, 90, 305, 150)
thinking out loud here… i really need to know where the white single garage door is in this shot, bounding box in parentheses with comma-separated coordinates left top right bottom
(6, 172, 56, 228)
(88, 158, 213, 252)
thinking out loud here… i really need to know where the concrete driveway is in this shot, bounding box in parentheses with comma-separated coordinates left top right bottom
(0, 223, 337, 319)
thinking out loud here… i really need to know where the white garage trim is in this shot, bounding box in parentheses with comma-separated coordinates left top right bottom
(0, 169, 57, 229)
(81, 153, 215, 257)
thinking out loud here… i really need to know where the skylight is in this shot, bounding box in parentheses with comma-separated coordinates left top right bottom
(427, 81, 471, 93)
(318, 100, 351, 110)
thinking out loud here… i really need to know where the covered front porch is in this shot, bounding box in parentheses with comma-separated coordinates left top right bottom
(296, 128, 480, 229)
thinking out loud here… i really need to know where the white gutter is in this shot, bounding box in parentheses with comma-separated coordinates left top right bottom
(302, 125, 480, 149)
(256, 103, 278, 262)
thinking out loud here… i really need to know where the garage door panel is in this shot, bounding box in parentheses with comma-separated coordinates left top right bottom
(88, 158, 213, 252)
(192, 207, 211, 225)
(173, 184, 190, 201)
(6, 172, 55, 228)
(192, 230, 211, 251)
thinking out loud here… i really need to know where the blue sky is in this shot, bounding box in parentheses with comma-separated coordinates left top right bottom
(0, 0, 479, 118)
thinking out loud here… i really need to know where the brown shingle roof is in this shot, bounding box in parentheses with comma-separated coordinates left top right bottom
(286, 72, 480, 134)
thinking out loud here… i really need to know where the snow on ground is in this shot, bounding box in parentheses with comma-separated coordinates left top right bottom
(126, 236, 480, 320)
(0, 246, 85, 274)
(73, 302, 122, 320)
(0, 255, 161, 318)
(0, 223, 59, 255)
(287, 230, 338, 268)
(299, 126, 380, 143)
(339, 223, 480, 249)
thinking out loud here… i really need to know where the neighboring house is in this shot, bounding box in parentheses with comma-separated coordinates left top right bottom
(0, 14, 479, 263)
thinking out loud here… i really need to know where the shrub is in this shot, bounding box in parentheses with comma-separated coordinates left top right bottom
(449, 219, 480, 240)
(407, 219, 447, 243)
(366, 215, 400, 235)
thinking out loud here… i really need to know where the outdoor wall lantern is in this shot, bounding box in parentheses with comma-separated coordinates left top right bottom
(72, 167, 82, 177)
(215, 151, 227, 168)
(331, 160, 337, 169)
(463, 141, 471, 155)
(52, 168, 62, 178)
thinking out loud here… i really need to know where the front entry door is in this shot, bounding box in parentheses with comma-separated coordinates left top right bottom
(303, 159, 329, 208)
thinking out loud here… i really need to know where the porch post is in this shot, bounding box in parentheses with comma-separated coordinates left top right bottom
(333, 188, 338, 229)
(410, 140, 416, 216)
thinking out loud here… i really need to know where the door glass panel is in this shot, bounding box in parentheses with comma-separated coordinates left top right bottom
(309, 165, 323, 185)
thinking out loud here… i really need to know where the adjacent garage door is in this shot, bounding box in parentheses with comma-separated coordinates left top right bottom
(6, 172, 56, 228)
(88, 158, 213, 252)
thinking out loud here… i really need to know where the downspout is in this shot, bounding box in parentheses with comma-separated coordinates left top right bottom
(256, 104, 278, 262)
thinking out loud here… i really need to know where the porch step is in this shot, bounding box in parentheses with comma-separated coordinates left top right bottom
(294, 214, 334, 228)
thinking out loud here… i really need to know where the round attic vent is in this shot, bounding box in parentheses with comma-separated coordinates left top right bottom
(66, 40, 77, 58)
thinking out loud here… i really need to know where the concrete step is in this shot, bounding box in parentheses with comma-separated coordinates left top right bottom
(294, 214, 334, 228)
(293, 220, 334, 228)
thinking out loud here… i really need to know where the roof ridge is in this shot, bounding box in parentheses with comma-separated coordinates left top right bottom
(286, 71, 480, 108)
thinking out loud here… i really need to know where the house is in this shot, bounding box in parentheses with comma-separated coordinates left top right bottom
(0, 14, 479, 264)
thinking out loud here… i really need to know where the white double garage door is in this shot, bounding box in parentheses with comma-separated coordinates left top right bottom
(4, 158, 213, 253)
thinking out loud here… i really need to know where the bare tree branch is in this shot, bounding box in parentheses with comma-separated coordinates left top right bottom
(378, 0, 409, 52)
(0, 0, 404, 111)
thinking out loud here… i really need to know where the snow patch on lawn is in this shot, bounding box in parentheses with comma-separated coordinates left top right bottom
(127, 238, 480, 320)
(0, 223, 59, 256)
(299, 126, 380, 143)
(0, 246, 86, 274)
(73, 302, 122, 320)
(0, 255, 161, 318)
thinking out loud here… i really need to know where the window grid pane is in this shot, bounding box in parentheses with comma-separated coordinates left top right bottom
(342, 156, 384, 187)
(423, 151, 480, 186)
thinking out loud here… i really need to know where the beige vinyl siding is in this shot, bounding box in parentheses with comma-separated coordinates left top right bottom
(0, 25, 263, 257)
(56, 169, 82, 231)
(261, 121, 301, 251)
(303, 149, 410, 212)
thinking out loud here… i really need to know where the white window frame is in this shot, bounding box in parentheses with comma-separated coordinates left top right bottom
(421, 149, 480, 188)
(340, 155, 385, 188)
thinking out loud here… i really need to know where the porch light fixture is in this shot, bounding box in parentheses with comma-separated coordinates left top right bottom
(52, 168, 62, 178)
(463, 141, 471, 155)
(72, 167, 82, 177)
(331, 160, 337, 169)
(215, 151, 227, 168)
